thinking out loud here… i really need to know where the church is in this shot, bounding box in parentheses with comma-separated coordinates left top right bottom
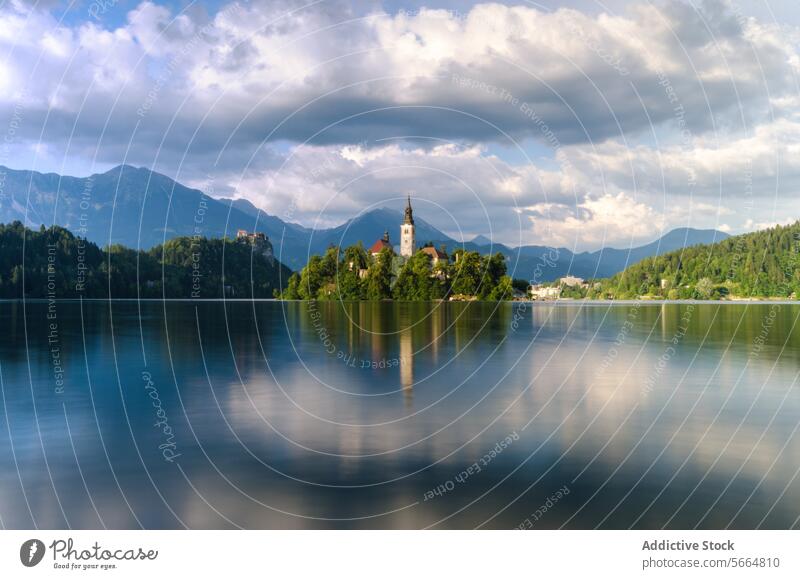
(369, 196, 416, 258)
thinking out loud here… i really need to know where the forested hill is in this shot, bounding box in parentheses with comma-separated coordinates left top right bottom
(599, 221, 800, 299)
(0, 221, 291, 299)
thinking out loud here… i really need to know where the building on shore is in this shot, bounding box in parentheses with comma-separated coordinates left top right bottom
(419, 245, 447, 265)
(560, 275, 584, 287)
(529, 285, 561, 300)
(369, 230, 392, 257)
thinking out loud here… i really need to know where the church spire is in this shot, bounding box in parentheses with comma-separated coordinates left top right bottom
(400, 195, 416, 258)
(403, 195, 414, 225)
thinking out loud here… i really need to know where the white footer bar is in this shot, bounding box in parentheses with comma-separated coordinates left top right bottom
(1, 530, 797, 578)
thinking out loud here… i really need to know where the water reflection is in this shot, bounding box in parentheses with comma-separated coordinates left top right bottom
(0, 300, 799, 529)
(400, 328, 413, 403)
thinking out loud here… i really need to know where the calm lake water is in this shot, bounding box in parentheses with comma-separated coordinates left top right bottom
(1, 300, 799, 529)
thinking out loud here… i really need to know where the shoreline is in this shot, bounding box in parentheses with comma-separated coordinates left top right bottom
(2, 298, 799, 305)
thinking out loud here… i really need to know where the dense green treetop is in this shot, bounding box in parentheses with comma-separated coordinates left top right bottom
(591, 221, 800, 300)
(281, 243, 513, 301)
(0, 221, 291, 299)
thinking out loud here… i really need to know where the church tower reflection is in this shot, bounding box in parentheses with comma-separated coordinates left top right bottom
(430, 304, 444, 364)
(400, 327, 414, 406)
(369, 302, 386, 363)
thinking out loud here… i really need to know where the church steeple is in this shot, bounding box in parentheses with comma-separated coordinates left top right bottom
(400, 195, 416, 258)
(403, 195, 414, 225)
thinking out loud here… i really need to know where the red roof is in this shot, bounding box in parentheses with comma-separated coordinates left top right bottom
(369, 238, 392, 254)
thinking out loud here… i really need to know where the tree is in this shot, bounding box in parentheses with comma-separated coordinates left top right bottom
(393, 251, 435, 300)
(366, 248, 393, 300)
(450, 250, 483, 296)
(0, 221, 290, 299)
(478, 253, 507, 299)
(298, 255, 324, 300)
(337, 243, 368, 300)
(282, 272, 301, 299)
(487, 275, 513, 301)
(595, 220, 800, 300)
(431, 259, 451, 299)
(695, 277, 714, 299)
(512, 278, 529, 293)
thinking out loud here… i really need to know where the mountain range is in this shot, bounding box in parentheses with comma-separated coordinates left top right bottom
(0, 164, 729, 279)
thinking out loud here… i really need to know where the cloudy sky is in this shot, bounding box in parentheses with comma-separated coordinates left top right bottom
(1, 0, 799, 249)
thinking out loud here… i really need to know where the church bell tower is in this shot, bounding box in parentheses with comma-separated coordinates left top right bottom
(400, 195, 415, 258)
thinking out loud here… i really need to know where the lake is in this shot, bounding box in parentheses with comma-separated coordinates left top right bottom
(1, 300, 799, 529)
